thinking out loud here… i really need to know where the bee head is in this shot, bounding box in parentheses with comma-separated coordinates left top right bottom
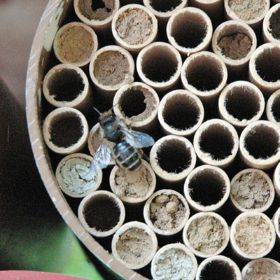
(99, 110, 116, 128)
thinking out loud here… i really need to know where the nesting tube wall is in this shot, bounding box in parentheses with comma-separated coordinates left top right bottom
(273, 207, 280, 241)
(263, 4, 280, 43)
(266, 89, 280, 125)
(190, 0, 223, 19)
(274, 161, 280, 198)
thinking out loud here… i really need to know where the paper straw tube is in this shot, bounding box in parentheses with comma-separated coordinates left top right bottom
(263, 4, 280, 43)
(266, 89, 280, 125)
(273, 161, 280, 198)
(190, 0, 223, 19)
(273, 207, 280, 241)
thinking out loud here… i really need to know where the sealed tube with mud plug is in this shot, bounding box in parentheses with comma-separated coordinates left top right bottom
(266, 89, 280, 125)
(263, 4, 280, 43)
(190, 0, 223, 19)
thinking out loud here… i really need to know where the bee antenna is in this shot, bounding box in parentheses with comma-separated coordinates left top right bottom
(93, 106, 102, 116)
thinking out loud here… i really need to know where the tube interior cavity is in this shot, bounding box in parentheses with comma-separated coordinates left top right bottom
(200, 260, 236, 280)
(149, 0, 182, 12)
(271, 95, 280, 122)
(269, 7, 280, 39)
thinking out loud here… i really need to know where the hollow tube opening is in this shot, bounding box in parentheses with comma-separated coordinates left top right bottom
(149, 0, 182, 13)
(271, 95, 280, 122)
(269, 8, 280, 39)
(200, 260, 236, 280)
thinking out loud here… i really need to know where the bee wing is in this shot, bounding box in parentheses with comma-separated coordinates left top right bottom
(90, 143, 112, 172)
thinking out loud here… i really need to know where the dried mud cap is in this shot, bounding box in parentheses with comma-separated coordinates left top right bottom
(181, 51, 228, 102)
(183, 212, 230, 258)
(150, 135, 196, 183)
(167, 7, 213, 56)
(151, 243, 198, 280)
(184, 165, 231, 212)
(196, 255, 242, 280)
(263, 4, 280, 43)
(143, 189, 190, 236)
(218, 81, 265, 128)
(53, 22, 98, 67)
(230, 212, 276, 259)
(239, 120, 280, 170)
(74, 0, 120, 30)
(193, 119, 239, 168)
(43, 107, 89, 155)
(112, 4, 158, 53)
(158, 89, 204, 137)
(266, 89, 280, 125)
(111, 221, 158, 270)
(78, 190, 125, 238)
(230, 169, 275, 213)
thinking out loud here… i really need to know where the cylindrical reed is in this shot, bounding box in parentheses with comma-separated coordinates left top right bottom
(113, 82, 159, 131)
(151, 243, 198, 280)
(267, 89, 280, 125)
(273, 207, 280, 240)
(43, 64, 91, 109)
(263, 4, 280, 43)
(240, 120, 280, 170)
(111, 221, 158, 270)
(110, 160, 156, 204)
(158, 89, 204, 137)
(43, 107, 89, 155)
(144, 189, 190, 236)
(218, 81, 265, 128)
(183, 212, 229, 258)
(230, 169, 275, 213)
(190, 0, 223, 19)
(78, 190, 125, 238)
(184, 165, 231, 212)
(193, 119, 239, 168)
(249, 43, 280, 94)
(196, 255, 242, 280)
(149, 135, 196, 183)
(112, 4, 158, 53)
(137, 42, 182, 92)
(166, 7, 213, 56)
(274, 161, 280, 198)
(56, 153, 103, 198)
(181, 51, 228, 102)
(53, 22, 98, 67)
(230, 212, 276, 260)
(89, 45, 135, 94)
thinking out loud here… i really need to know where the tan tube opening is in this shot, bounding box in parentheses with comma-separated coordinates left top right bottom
(263, 4, 280, 43)
(267, 89, 280, 124)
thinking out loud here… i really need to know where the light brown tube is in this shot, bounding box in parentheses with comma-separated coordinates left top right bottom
(212, 20, 257, 73)
(266, 89, 280, 125)
(56, 153, 103, 198)
(218, 81, 265, 128)
(263, 4, 280, 43)
(193, 119, 239, 168)
(111, 221, 158, 270)
(190, 0, 223, 19)
(137, 42, 182, 92)
(43, 64, 91, 110)
(274, 162, 280, 198)
(273, 207, 280, 241)
(143, 189, 190, 236)
(183, 212, 229, 258)
(111, 4, 158, 53)
(158, 89, 204, 137)
(113, 82, 159, 131)
(166, 7, 213, 56)
(230, 169, 275, 213)
(184, 165, 231, 212)
(53, 22, 98, 67)
(181, 51, 228, 102)
(149, 135, 196, 183)
(43, 107, 89, 155)
(74, 0, 120, 31)
(239, 120, 280, 170)
(230, 212, 276, 260)
(196, 255, 242, 280)
(78, 190, 125, 238)
(249, 43, 280, 95)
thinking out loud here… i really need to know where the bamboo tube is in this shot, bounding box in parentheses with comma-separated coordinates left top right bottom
(193, 119, 239, 168)
(273, 207, 280, 241)
(78, 190, 125, 238)
(149, 135, 196, 183)
(230, 169, 275, 213)
(113, 82, 159, 131)
(111, 221, 158, 270)
(43, 64, 91, 110)
(43, 107, 89, 155)
(89, 45, 135, 95)
(249, 43, 280, 95)
(263, 4, 280, 43)
(212, 20, 257, 73)
(166, 7, 213, 56)
(137, 42, 182, 92)
(267, 89, 280, 125)
(190, 0, 223, 19)
(143, 189, 190, 236)
(158, 89, 204, 137)
(274, 161, 280, 198)
(111, 4, 158, 53)
(184, 165, 231, 212)
(74, 0, 120, 31)
(56, 153, 103, 198)
(151, 243, 198, 280)
(110, 160, 156, 204)
(181, 51, 228, 102)
(196, 256, 242, 280)
(218, 81, 265, 129)
(230, 212, 276, 260)
(183, 212, 229, 258)
(239, 120, 280, 170)
(53, 22, 98, 67)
